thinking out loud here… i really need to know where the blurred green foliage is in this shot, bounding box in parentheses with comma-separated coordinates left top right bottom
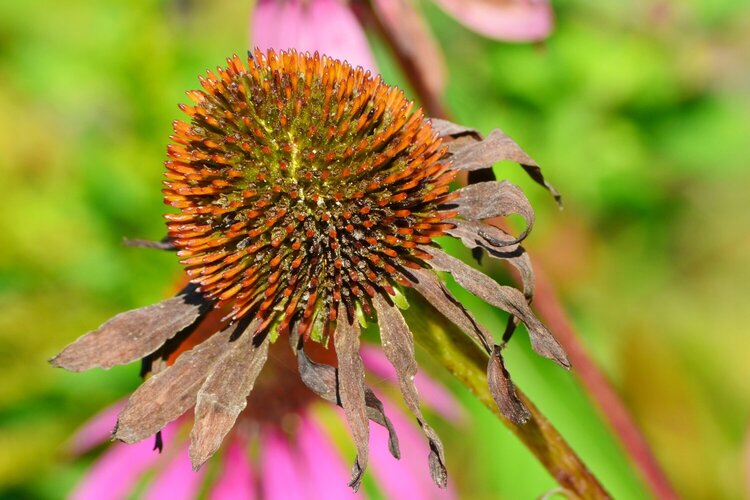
(0, 0, 748, 498)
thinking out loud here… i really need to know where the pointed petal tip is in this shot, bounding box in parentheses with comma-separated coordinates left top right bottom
(347, 461, 365, 492)
(48, 354, 63, 369)
(47, 349, 95, 372)
(429, 450, 448, 488)
(531, 337, 570, 370)
(190, 455, 206, 472)
(110, 416, 145, 445)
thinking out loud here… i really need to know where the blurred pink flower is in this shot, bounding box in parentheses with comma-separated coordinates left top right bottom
(70, 344, 461, 500)
(248, 0, 553, 116)
(251, 0, 378, 73)
(430, 0, 553, 42)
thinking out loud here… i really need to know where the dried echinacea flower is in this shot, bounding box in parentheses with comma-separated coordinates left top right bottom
(52, 49, 568, 491)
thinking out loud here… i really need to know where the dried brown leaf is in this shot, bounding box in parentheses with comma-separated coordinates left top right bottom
(333, 302, 369, 491)
(51, 285, 208, 372)
(488, 345, 530, 425)
(373, 294, 448, 488)
(422, 246, 569, 368)
(407, 267, 493, 353)
(113, 321, 241, 444)
(189, 321, 268, 470)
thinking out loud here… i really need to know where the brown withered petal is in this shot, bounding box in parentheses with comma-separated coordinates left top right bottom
(333, 303, 370, 491)
(189, 321, 269, 470)
(450, 128, 539, 172)
(430, 119, 479, 141)
(445, 218, 535, 300)
(114, 320, 243, 443)
(452, 180, 535, 243)
(408, 267, 494, 353)
(421, 246, 569, 369)
(433, 120, 562, 206)
(51, 285, 207, 372)
(294, 342, 401, 459)
(488, 345, 530, 425)
(373, 294, 448, 488)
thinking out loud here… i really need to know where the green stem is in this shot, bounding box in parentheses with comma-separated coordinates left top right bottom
(403, 290, 610, 499)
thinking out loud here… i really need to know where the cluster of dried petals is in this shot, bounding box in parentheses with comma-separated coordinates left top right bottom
(52, 49, 568, 491)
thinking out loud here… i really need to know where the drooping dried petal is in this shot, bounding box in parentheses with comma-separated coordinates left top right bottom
(51, 285, 208, 372)
(113, 321, 243, 444)
(407, 267, 493, 353)
(430, 119, 480, 141)
(451, 180, 535, 243)
(422, 246, 569, 368)
(445, 218, 535, 300)
(189, 321, 269, 470)
(450, 129, 540, 173)
(333, 303, 370, 491)
(488, 345, 530, 425)
(433, 119, 561, 205)
(294, 345, 400, 459)
(372, 294, 448, 488)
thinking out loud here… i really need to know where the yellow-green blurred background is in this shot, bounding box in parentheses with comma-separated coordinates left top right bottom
(1, 0, 749, 498)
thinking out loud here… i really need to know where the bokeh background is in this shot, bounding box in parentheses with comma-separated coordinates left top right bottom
(1, 0, 749, 498)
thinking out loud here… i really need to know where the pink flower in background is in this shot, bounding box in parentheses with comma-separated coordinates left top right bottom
(70, 342, 461, 500)
(249, 0, 554, 116)
(251, 0, 378, 73)
(430, 0, 553, 42)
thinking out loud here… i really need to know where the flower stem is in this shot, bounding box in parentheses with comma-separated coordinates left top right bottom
(404, 290, 610, 498)
(532, 265, 679, 499)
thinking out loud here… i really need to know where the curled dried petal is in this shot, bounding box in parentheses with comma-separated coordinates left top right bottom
(373, 294, 448, 488)
(445, 218, 535, 300)
(422, 246, 569, 368)
(407, 267, 494, 353)
(333, 303, 369, 491)
(434, 120, 561, 205)
(488, 345, 530, 425)
(294, 344, 401, 460)
(451, 180, 535, 243)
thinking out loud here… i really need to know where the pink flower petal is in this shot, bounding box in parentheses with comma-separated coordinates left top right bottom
(260, 426, 307, 500)
(250, 0, 377, 73)
(297, 413, 363, 500)
(143, 443, 206, 500)
(210, 440, 256, 500)
(360, 345, 465, 423)
(71, 425, 177, 500)
(431, 0, 554, 42)
(69, 400, 126, 455)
